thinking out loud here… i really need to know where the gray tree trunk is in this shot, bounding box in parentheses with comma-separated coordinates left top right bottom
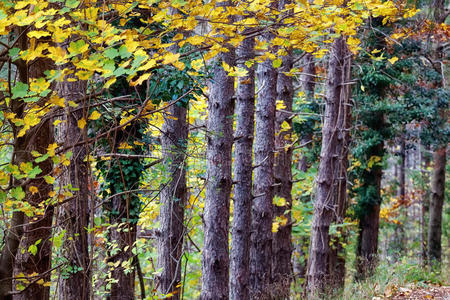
(427, 147, 446, 263)
(427, 0, 447, 266)
(201, 43, 235, 300)
(12, 35, 55, 300)
(157, 103, 188, 298)
(307, 37, 352, 296)
(157, 19, 188, 298)
(230, 33, 255, 300)
(57, 78, 91, 300)
(250, 31, 277, 299)
(272, 51, 294, 299)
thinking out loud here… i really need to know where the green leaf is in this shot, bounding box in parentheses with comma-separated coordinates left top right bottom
(104, 48, 119, 59)
(66, 0, 80, 8)
(272, 58, 282, 68)
(10, 187, 25, 201)
(11, 82, 28, 99)
(35, 154, 50, 163)
(28, 244, 38, 256)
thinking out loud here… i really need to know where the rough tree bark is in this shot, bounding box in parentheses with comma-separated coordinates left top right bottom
(250, 27, 277, 299)
(427, 0, 447, 266)
(157, 102, 188, 298)
(57, 78, 91, 300)
(12, 32, 55, 300)
(427, 147, 446, 263)
(272, 50, 294, 298)
(200, 33, 235, 300)
(307, 36, 352, 296)
(157, 15, 188, 298)
(230, 33, 255, 300)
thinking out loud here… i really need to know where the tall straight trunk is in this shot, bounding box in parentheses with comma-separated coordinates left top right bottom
(427, 147, 446, 263)
(272, 51, 294, 298)
(230, 34, 255, 300)
(250, 30, 277, 299)
(356, 141, 383, 279)
(201, 37, 235, 300)
(307, 36, 352, 296)
(426, 0, 446, 266)
(157, 104, 188, 298)
(0, 29, 29, 299)
(12, 34, 55, 300)
(394, 135, 407, 257)
(420, 147, 430, 265)
(57, 78, 91, 299)
(328, 46, 351, 290)
(157, 17, 188, 298)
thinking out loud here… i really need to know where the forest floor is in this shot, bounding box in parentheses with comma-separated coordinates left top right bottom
(386, 285, 450, 299)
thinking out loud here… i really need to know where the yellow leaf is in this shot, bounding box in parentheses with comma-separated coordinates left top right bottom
(47, 143, 58, 157)
(29, 186, 38, 194)
(173, 33, 184, 41)
(272, 222, 280, 233)
(276, 100, 287, 110)
(76, 70, 93, 80)
(48, 94, 65, 108)
(191, 58, 204, 71)
(78, 118, 86, 129)
(44, 176, 55, 184)
(27, 31, 50, 39)
(280, 121, 291, 131)
(131, 73, 151, 86)
(388, 56, 398, 64)
(162, 52, 180, 65)
(104, 77, 116, 89)
(88, 111, 101, 120)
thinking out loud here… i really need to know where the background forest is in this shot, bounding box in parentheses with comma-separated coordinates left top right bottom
(0, 0, 448, 299)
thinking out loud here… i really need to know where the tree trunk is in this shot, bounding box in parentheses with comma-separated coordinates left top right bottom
(394, 135, 407, 258)
(157, 103, 188, 298)
(12, 34, 55, 300)
(356, 141, 383, 279)
(307, 36, 351, 296)
(426, 0, 446, 266)
(157, 19, 189, 298)
(250, 31, 277, 299)
(0, 30, 29, 298)
(420, 147, 431, 266)
(272, 51, 294, 299)
(201, 45, 235, 300)
(230, 34, 255, 300)
(427, 147, 446, 263)
(328, 45, 351, 291)
(57, 79, 91, 300)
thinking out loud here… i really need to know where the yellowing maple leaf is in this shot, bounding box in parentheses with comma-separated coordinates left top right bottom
(162, 52, 180, 65)
(27, 31, 50, 39)
(388, 56, 398, 64)
(88, 111, 101, 120)
(78, 118, 87, 129)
